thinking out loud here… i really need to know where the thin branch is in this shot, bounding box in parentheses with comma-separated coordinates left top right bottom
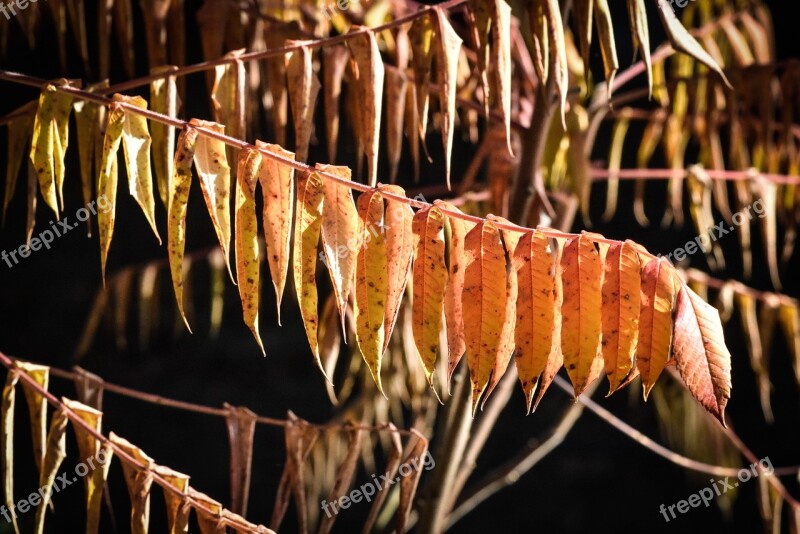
(590, 167, 800, 185)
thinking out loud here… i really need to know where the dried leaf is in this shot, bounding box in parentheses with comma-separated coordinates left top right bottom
(110, 432, 154, 534)
(323, 45, 351, 162)
(384, 66, 409, 184)
(348, 28, 384, 186)
(601, 242, 641, 394)
(463, 220, 508, 412)
(168, 126, 199, 331)
(544, 0, 568, 122)
(672, 282, 733, 425)
(397, 434, 429, 533)
(257, 142, 295, 323)
(211, 50, 246, 143)
(637, 257, 678, 399)
(33, 407, 69, 534)
(412, 205, 447, 386)
(380, 184, 414, 352)
(318, 426, 362, 534)
(627, 0, 652, 96)
(153, 465, 190, 533)
(355, 189, 387, 393)
(409, 15, 434, 149)
(30, 83, 72, 218)
(73, 83, 107, 235)
(293, 171, 327, 376)
(97, 101, 125, 283)
(190, 119, 234, 282)
(271, 413, 318, 532)
(778, 302, 800, 385)
(735, 291, 773, 422)
(224, 404, 258, 516)
(16, 362, 49, 476)
(573, 0, 592, 79)
(319, 164, 359, 334)
(594, 0, 619, 94)
(286, 42, 321, 163)
(235, 148, 265, 353)
(362, 425, 402, 532)
(2, 370, 20, 534)
(602, 112, 630, 222)
(432, 7, 462, 189)
(561, 235, 604, 396)
(751, 171, 781, 289)
(151, 66, 181, 209)
(189, 489, 225, 534)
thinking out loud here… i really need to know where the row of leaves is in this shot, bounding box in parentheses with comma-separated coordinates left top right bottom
(1, 358, 431, 533)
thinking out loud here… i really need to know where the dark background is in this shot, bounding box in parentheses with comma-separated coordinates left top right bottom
(1, 1, 799, 532)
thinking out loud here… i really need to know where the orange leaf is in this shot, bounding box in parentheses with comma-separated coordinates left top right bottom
(380, 184, 414, 352)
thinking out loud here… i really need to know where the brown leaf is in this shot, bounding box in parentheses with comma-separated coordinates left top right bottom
(224, 404, 258, 516)
(318, 425, 362, 534)
(109, 432, 154, 534)
(286, 42, 321, 163)
(397, 433, 429, 533)
(379, 184, 414, 352)
(637, 257, 678, 399)
(348, 28, 384, 186)
(33, 407, 69, 534)
(384, 66, 409, 184)
(153, 465, 190, 533)
(322, 45, 351, 162)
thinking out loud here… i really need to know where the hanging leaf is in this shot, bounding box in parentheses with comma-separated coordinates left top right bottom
(544, 0, 568, 122)
(397, 434, 429, 533)
(16, 362, 49, 477)
(109, 432, 155, 534)
(2, 370, 20, 534)
(318, 426, 362, 534)
(286, 42, 321, 163)
(257, 141, 295, 323)
(409, 14, 434, 150)
(223, 404, 258, 516)
(633, 110, 665, 226)
(686, 165, 725, 269)
(735, 290, 773, 422)
(168, 126, 199, 332)
(293, 171, 327, 377)
(211, 50, 246, 143)
(594, 0, 619, 94)
(118, 96, 161, 243)
(463, 220, 508, 412)
(190, 119, 234, 282)
(751, 171, 781, 290)
(322, 45, 350, 162)
(189, 489, 225, 534)
(656, 0, 730, 87)
(637, 257, 678, 399)
(626, 0, 652, 97)
(348, 28, 385, 186)
(151, 66, 181, 209)
(235, 148, 265, 353)
(73, 82, 107, 235)
(672, 282, 733, 425)
(97, 100, 125, 283)
(33, 407, 69, 534)
(601, 242, 641, 394)
(601, 111, 631, 222)
(528, 0, 549, 85)
(319, 164, 359, 334)
(573, 0, 593, 79)
(432, 7, 462, 189)
(490, 0, 513, 154)
(270, 413, 318, 532)
(380, 184, 414, 352)
(153, 465, 190, 533)
(384, 66, 409, 184)
(363, 425, 402, 531)
(778, 302, 800, 385)
(560, 235, 604, 396)
(30, 83, 73, 218)
(412, 205, 448, 386)
(63, 399, 114, 534)
(354, 189, 388, 394)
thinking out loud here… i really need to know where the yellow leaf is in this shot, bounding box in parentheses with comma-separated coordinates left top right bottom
(189, 489, 225, 534)
(286, 42, 321, 163)
(348, 28, 384, 186)
(168, 126, 199, 332)
(293, 171, 328, 377)
(544, 0, 568, 122)
(513, 230, 555, 412)
(318, 164, 359, 334)
(594, 0, 619, 94)
(153, 465, 190, 534)
(626, 0, 652, 97)
(150, 66, 180, 209)
(432, 7, 462, 189)
(256, 141, 295, 323)
(2, 370, 20, 534)
(211, 50, 246, 142)
(97, 101, 125, 283)
(235, 148, 265, 354)
(463, 220, 507, 412)
(560, 234, 603, 396)
(63, 399, 114, 534)
(601, 241, 642, 394)
(29, 83, 72, 217)
(778, 302, 800, 385)
(33, 407, 69, 534)
(379, 184, 414, 352)
(527, 0, 549, 85)
(355, 189, 387, 393)
(384, 66, 409, 183)
(109, 432, 154, 534)
(573, 0, 593, 78)
(73, 83, 107, 235)
(601, 111, 631, 222)
(190, 119, 234, 282)
(412, 205, 447, 386)
(751, 171, 781, 290)
(637, 256, 678, 399)
(15, 362, 49, 477)
(672, 282, 733, 425)
(409, 14, 434, 149)
(116, 95, 161, 243)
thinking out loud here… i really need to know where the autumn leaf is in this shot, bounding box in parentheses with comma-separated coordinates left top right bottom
(97, 101, 125, 283)
(463, 220, 507, 412)
(168, 126, 199, 332)
(235, 148, 265, 354)
(319, 164, 359, 334)
(627, 0, 652, 97)
(380, 184, 415, 352)
(224, 404, 258, 516)
(30, 83, 73, 218)
(672, 282, 733, 425)
(601, 241, 642, 394)
(293, 171, 327, 378)
(286, 42, 321, 163)
(318, 426, 362, 534)
(16, 362, 49, 477)
(348, 28, 384, 186)
(211, 50, 246, 143)
(432, 7, 462, 189)
(33, 407, 69, 534)
(322, 45, 350, 162)
(397, 434, 428, 533)
(109, 432, 155, 534)
(384, 66, 409, 184)
(412, 205, 448, 386)
(354, 189, 388, 394)
(409, 14, 434, 150)
(636, 256, 678, 399)
(190, 119, 234, 282)
(150, 66, 180, 209)
(560, 234, 604, 396)
(2, 370, 20, 534)
(594, 0, 619, 95)
(513, 230, 555, 412)
(72, 83, 107, 235)
(257, 141, 295, 323)
(153, 465, 190, 534)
